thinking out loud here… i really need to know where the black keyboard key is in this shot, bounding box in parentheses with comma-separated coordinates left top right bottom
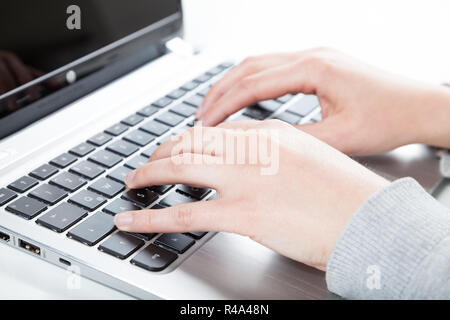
(69, 190, 107, 211)
(258, 100, 282, 112)
(99, 232, 144, 260)
(186, 232, 208, 240)
(131, 244, 177, 272)
(123, 130, 156, 147)
(167, 88, 186, 100)
(243, 105, 272, 120)
(50, 153, 77, 168)
(155, 233, 195, 254)
(6, 197, 47, 220)
(152, 97, 172, 108)
(151, 203, 166, 209)
(183, 94, 204, 108)
(122, 189, 159, 208)
(105, 123, 128, 136)
(125, 155, 149, 170)
(155, 111, 184, 127)
(50, 172, 86, 192)
(0, 188, 17, 206)
(276, 94, 294, 104)
(287, 95, 319, 117)
(87, 132, 113, 147)
(67, 212, 116, 246)
(88, 178, 125, 198)
(180, 81, 199, 91)
(194, 73, 212, 83)
(8, 176, 38, 193)
(274, 112, 302, 125)
(103, 198, 141, 215)
(106, 140, 139, 157)
(160, 191, 195, 207)
(121, 114, 144, 126)
(107, 166, 132, 185)
(170, 103, 197, 118)
(69, 142, 95, 157)
(30, 164, 58, 180)
(137, 105, 159, 117)
(29, 184, 68, 205)
(150, 185, 173, 195)
(88, 150, 122, 168)
(129, 233, 156, 241)
(142, 145, 158, 158)
(70, 161, 105, 180)
(140, 120, 170, 137)
(36, 202, 88, 233)
(177, 185, 211, 200)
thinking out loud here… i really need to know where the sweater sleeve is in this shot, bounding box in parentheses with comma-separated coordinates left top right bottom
(326, 177, 450, 299)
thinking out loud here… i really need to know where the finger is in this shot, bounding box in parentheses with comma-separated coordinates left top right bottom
(126, 153, 229, 190)
(115, 200, 239, 234)
(0, 59, 17, 94)
(2, 52, 34, 85)
(200, 59, 319, 126)
(198, 53, 298, 117)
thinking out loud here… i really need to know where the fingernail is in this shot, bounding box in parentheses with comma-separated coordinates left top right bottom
(126, 170, 136, 185)
(115, 213, 133, 228)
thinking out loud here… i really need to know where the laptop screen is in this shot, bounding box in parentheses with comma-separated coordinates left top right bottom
(0, 0, 181, 139)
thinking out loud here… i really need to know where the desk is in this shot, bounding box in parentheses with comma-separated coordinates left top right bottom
(1, 0, 450, 299)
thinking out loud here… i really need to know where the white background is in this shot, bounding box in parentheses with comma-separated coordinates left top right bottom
(1, 0, 450, 299)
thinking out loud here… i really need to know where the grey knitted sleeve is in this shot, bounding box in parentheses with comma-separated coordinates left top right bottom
(326, 177, 450, 299)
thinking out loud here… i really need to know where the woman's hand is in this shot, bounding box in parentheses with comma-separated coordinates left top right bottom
(197, 48, 450, 155)
(115, 120, 389, 270)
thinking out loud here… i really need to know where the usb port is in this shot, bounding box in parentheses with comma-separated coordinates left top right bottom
(18, 239, 41, 256)
(0, 231, 10, 243)
(59, 258, 71, 267)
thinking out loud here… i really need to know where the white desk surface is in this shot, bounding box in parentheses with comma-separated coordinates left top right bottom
(2, 0, 450, 299)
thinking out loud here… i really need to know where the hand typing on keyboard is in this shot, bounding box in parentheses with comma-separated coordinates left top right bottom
(114, 120, 389, 271)
(196, 47, 450, 155)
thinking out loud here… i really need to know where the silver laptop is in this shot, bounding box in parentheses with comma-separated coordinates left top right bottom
(0, 1, 443, 299)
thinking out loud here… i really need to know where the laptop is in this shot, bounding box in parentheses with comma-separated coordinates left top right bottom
(0, 1, 442, 299)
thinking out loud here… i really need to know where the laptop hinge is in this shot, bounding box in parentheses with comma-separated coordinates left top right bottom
(165, 37, 197, 57)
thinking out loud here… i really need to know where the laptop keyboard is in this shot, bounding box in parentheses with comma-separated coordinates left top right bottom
(0, 61, 321, 273)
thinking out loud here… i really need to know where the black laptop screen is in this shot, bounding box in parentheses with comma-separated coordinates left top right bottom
(0, 0, 181, 138)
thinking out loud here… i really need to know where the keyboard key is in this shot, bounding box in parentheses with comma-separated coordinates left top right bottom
(70, 161, 105, 180)
(197, 86, 211, 97)
(36, 202, 87, 233)
(8, 176, 38, 193)
(287, 95, 319, 117)
(103, 198, 141, 215)
(137, 105, 159, 117)
(67, 212, 116, 246)
(129, 233, 156, 241)
(206, 66, 223, 76)
(69, 190, 107, 211)
(170, 103, 197, 118)
(99, 232, 144, 260)
(274, 112, 302, 125)
(155, 111, 184, 127)
(30, 164, 58, 180)
(258, 100, 282, 112)
(125, 155, 149, 170)
(0, 188, 18, 206)
(219, 61, 234, 69)
(87, 132, 113, 147)
(69, 142, 95, 157)
(105, 123, 129, 136)
(276, 94, 294, 104)
(155, 233, 195, 254)
(106, 140, 139, 157)
(151, 203, 166, 209)
(123, 130, 156, 147)
(193, 73, 212, 83)
(243, 105, 272, 120)
(186, 232, 208, 240)
(88, 150, 122, 168)
(6, 197, 47, 220)
(177, 185, 211, 200)
(142, 145, 158, 158)
(122, 189, 159, 208)
(160, 191, 195, 207)
(183, 94, 204, 108)
(140, 120, 170, 137)
(50, 172, 86, 192)
(311, 112, 322, 122)
(50, 153, 77, 168)
(150, 185, 173, 195)
(107, 166, 132, 185)
(230, 114, 253, 122)
(29, 184, 68, 205)
(152, 97, 172, 108)
(131, 244, 177, 272)
(121, 114, 144, 126)
(88, 178, 125, 198)
(167, 88, 186, 100)
(180, 81, 199, 91)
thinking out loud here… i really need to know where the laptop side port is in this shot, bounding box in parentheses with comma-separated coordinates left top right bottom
(18, 239, 41, 256)
(0, 231, 10, 243)
(59, 258, 71, 267)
